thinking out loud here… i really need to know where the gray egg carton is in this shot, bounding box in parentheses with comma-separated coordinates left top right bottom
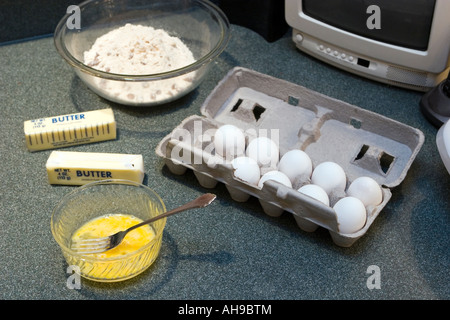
(156, 67, 424, 247)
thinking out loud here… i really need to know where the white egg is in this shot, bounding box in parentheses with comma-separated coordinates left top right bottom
(258, 170, 292, 189)
(246, 136, 279, 168)
(333, 196, 367, 234)
(213, 124, 246, 160)
(278, 149, 313, 183)
(311, 161, 347, 194)
(347, 176, 383, 207)
(298, 184, 329, 206)
(231, 156, 261, 185)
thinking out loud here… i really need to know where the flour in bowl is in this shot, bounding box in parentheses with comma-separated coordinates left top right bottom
(83, 23, 197, 104)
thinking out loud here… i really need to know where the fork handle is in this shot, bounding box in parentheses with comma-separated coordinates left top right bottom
(125, 193, 216, 234)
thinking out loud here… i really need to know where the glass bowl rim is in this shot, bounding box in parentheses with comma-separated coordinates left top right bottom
(50, 179, 167, 261)
(53, 0, 231, 81)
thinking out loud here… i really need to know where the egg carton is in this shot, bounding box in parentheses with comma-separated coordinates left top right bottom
(156, 67, 424, 247)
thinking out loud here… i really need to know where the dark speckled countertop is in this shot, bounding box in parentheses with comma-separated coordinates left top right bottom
(0, 24, 449, 301)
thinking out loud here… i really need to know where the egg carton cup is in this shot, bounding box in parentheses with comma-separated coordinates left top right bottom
(156, 67, 424, 247)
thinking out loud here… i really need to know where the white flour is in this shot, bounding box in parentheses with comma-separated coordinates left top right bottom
(84, 23, 197, 104)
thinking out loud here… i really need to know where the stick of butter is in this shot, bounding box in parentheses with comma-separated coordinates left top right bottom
(46, 151, 145, 185)
(24, 108, 116, 151)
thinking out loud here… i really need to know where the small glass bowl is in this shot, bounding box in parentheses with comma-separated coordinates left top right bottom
(51, 179, 167, 282)
(54, 0, 230, 106)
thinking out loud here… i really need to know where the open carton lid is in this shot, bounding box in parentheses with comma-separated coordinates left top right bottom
(200, 67, 424, 188)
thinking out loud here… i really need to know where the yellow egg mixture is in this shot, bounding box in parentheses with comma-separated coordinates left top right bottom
(70, 214, 158, 280)
(72, 214, 155, 258)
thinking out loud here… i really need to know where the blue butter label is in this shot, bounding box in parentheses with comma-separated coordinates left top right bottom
(52, 114, 86, 123)
(51, 168, 113, 180)
(76, 170, 113, 178)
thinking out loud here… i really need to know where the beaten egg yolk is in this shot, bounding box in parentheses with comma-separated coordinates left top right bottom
(71, 213, 155, 259)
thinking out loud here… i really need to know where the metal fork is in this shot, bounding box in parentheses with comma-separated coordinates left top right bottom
(70, 193, 216, 254)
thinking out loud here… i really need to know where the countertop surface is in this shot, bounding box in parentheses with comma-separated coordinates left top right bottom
(0, 24, 449, 300)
